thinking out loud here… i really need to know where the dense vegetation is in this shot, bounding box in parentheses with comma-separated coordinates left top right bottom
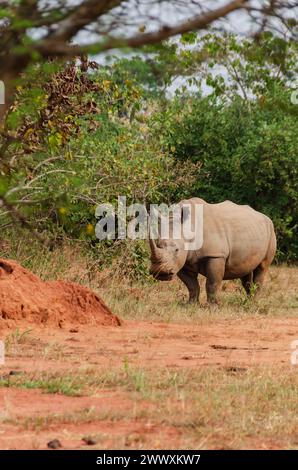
(0, 33, 297, 275)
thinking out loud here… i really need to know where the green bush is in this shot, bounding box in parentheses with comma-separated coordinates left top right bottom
(0, 61, 182, 278)
(155, 92, 298, 261)
(1, 34, 297, 274)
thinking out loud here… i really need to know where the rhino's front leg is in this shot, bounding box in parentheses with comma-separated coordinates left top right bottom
(177, 269, 199, 303)
(205, 257, 225, 304)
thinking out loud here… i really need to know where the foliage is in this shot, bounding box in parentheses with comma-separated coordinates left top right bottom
(151, 34, 298, 261)
(156, 94, 297, 261)
(0, 32, 297, 274)
(0, 58, 197, 278)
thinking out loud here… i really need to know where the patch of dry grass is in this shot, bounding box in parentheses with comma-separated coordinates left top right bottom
(1, 240, 297, 323)
(1, 366, 298, 449)
(1, 242, 297, 449)
(97, 264, 298, 323)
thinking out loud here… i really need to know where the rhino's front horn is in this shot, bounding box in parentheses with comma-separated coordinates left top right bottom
(149, 235, 163, 259)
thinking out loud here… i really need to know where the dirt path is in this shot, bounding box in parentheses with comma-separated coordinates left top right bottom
(3, 317, 297, 371)
(0, 317, 297, 449)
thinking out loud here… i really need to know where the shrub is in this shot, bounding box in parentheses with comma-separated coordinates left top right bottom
(156, 93, 298, 261)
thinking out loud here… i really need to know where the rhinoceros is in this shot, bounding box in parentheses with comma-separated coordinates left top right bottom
(149, 198, 276, 304)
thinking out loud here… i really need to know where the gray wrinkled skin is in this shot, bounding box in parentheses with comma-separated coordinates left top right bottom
(149, 198, 276, 304)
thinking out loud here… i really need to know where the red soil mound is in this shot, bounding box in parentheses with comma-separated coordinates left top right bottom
(0, 259, 121, 329)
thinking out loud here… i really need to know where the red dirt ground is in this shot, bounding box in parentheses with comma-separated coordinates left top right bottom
(2, 317, 297, 371)
(0, 317, 297, 449)
(0, 260, 297, 449)
(0, 259, 120, 329)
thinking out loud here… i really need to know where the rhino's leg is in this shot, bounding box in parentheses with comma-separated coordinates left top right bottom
(205, 258, 225, 304)
(241, 272, 253, 296)
(177, 269, 199, 303)
(253, 262, 267, 294)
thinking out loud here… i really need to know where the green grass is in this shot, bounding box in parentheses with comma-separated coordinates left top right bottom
(0, 374, 82, 396)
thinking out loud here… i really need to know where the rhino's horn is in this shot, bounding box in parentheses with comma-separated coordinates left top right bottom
(149, 233, 163, 260)
(148, 213, 163, 259)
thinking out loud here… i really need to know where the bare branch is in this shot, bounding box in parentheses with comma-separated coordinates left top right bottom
(48, 0, 123, 42)
(38, 0, 249, 56)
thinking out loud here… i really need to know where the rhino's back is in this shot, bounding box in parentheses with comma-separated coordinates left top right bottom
(187, 198, 275, 277)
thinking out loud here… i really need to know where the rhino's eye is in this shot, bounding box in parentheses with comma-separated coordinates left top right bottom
(175, 248, 179, 253)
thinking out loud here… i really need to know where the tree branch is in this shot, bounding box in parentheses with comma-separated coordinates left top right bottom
(48, 0, 123, 42)
(39, 0, 249, 57)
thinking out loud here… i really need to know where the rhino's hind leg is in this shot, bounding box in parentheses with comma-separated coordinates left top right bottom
(177, 269, 199, 303)
(253, 262, 268, 294)
(241, 272, 253, 296)
(205, 258, 225, 304)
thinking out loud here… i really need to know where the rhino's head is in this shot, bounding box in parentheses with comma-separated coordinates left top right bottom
(148, 209, 188, 281)
(149, 237, 187, 281)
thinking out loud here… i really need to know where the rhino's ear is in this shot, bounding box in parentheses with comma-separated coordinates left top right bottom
(181, 205, 190, 224)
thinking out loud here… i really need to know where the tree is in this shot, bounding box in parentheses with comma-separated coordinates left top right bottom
(0, 0, 297, 122)
(153, 34, 298, 260)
